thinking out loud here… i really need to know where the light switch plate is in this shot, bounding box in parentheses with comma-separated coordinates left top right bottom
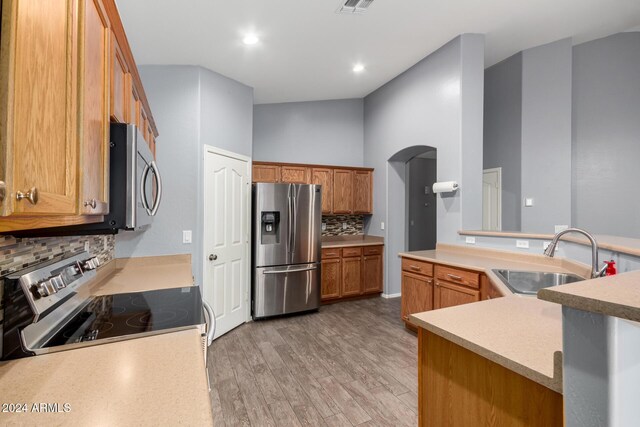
(380, 222, 385, 230)
(183, 230, 192, 244)
(516, 240, 529, 249)
(321, 223, 327, 231)
(342, 222, 347, 230)
(465, 236, 476, 244)
(524, 198, 534, 207)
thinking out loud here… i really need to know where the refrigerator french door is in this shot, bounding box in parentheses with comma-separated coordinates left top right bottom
(252, 183, 322, 319)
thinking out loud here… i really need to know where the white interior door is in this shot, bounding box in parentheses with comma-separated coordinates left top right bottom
(482, 168, 502, 231)
(203, 146, 250, 339)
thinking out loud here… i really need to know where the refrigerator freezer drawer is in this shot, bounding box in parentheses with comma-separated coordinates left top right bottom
(253, 263, 320, 319)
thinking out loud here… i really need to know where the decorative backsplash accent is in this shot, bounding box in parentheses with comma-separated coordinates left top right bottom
(0, 235, 115, 277)
(322, 215, 364, 236)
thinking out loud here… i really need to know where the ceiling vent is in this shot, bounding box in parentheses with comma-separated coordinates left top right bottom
(336, 0, 375, 14)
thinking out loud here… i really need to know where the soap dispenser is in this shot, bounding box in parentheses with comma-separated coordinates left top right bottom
(604, 260, 617, 276)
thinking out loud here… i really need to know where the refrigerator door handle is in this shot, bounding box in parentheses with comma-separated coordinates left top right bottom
(263, 265, 318, 275)
(290, 187, 297, 256)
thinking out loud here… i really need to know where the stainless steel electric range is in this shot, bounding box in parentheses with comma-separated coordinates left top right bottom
(0, 251, 213, 361)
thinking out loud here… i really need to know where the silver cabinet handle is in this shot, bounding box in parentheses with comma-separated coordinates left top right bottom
(84, 199, 97, 209)
(447, 273, 463, 281)
(208, 254, 217, 261)
(16, 187, 38, 205)
(263, 266, 318, 275)
(0, 181, 5, 203)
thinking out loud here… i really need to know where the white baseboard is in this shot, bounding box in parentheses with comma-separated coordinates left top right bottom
(381, 293, 401, 299)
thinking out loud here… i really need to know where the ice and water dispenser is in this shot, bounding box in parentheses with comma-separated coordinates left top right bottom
(260, 211, 280, 244)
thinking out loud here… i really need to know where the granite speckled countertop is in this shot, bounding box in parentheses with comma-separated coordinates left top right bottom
(538, 270, 640, 322)
(410, 297, 563, 393)
(0, 329, 213, 426)
(321, 235, 384, 248)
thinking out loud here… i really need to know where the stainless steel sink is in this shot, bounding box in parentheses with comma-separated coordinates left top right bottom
(492, 269, 585, 295)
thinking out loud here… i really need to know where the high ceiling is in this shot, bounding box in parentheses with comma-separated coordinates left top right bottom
(117, 0, 640, 104)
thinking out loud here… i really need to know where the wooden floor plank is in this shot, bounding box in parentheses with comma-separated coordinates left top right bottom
(207, 297, 416, 427)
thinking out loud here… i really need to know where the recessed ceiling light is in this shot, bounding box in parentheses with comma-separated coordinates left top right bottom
(353, 64, 365, 73)
(243, 34, 260, 45)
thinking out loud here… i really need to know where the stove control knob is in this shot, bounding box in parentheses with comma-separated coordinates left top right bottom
(44, 280, 58, 294)
(29, 284, 46, 299)
(50, 274, 65, 290)
(83, 257, 100, 271)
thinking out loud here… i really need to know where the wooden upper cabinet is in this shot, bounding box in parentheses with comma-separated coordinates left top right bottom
(353, 170, 372, 214)
(253, 164, 281, 183)
(109, 30, 129, 123)
(0, 0, 80, 216)
(78, 0, 110, 215)
(311, 168, 333, 214)
(333, 169, 353, 214)
(281, 165, 309, 184)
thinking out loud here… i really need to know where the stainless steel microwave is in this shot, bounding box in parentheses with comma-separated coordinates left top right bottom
(7, 124, 162, 237)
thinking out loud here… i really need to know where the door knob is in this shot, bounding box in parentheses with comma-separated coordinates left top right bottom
(208, 254, 218, 261)
(16, 187, 38, 205)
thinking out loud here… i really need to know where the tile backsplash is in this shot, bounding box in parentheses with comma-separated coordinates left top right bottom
(0, 235, 115, 277)
(322, 215, 364, 236)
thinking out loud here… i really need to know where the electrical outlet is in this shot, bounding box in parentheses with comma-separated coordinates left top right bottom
(465, 236, 476, 244)
(516, 240, 529, 249)
(524, 198, 534, 207)
(380, 222, 385, 230)
(342, 222, 347, 230)
(183, 230, 192, 244)
(321, 222, 327, 231)
(84, 241, 90, 252)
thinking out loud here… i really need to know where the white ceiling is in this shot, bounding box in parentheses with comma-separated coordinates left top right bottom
(117, 0, 640, 104)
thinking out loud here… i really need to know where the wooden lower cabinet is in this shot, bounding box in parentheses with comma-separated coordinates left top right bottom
(434, 281, 480, 309)
(419, 330, 563, 426)
(321, 258, 341, 301)
(401, 272, 433, 323)
(341, 256, 362, 297)
(321, 244, 383, 303)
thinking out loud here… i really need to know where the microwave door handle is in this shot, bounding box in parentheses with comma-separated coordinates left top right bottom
(149, 160, 163, 216)
(140, 163, 152, 214)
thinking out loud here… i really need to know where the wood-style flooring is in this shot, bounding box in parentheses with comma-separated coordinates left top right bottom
(206, 297, 418, 426)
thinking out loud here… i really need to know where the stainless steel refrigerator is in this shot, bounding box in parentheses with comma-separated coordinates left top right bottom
(252, 183, 322, 319)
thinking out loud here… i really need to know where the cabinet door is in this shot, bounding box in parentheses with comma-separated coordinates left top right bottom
(434, 281, 480, 309)
(0, 0, 80, 216)
(362, 254, 382, 294)
(281, 166, 309, 184)
(78, 0, 110, 215)
(401, 273, 433, 323)
(109, 30, 129, 123)
(130, 83, 141, 128)
(333, 170, 353, 214)
(353, 170, 372, 214)
(311, 168, 333, 214)
(321, 258, 341, 301)
(341, 256, 362, 297)
(253, 164, 281, 183)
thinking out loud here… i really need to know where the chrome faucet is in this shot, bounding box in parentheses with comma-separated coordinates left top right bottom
(543, 228, 606, 279)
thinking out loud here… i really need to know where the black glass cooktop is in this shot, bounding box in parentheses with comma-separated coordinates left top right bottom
(45, 287, 203, 347)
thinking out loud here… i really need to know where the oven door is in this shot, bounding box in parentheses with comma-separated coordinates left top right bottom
(134, 136, 162, 230)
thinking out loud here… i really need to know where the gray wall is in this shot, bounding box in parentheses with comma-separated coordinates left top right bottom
(116, 65, 254, 287)
(364, 34, 485, 295)
(253, 99, 364, 166)
(572, 32, 640, 238)
(483, 53, 522, 231)
(520, 38, 573, 233)
(407, 157, 437, 251)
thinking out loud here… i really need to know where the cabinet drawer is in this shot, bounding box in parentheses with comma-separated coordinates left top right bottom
(401, 258, 434, 277)
(363, 245, 383, 256)
(342, 247, 362, 258)
(435, 265, 479, 289)
(321, 248, 341, 259)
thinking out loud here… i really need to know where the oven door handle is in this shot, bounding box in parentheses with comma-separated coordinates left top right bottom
(202, 300, 216, 346)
